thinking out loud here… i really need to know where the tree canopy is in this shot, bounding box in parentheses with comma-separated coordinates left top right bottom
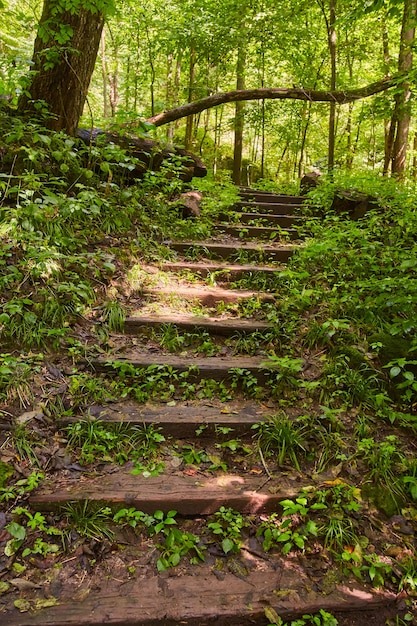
(2, 0, 417, 181)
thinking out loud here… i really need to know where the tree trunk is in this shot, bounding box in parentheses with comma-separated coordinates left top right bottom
(391, 0, 416, 177)
(232, 35, 247, 186)
(101, 30, 109, 119)
(18, 0, 105, 135)
(185, 45, 196, 151)
(328, 0, 337, 174)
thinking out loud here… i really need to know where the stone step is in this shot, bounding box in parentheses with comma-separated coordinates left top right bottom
(143, 285, 275, 306)
(234, 212, 305, 227)
(30, 470, 303, 515)
(169, 241, 295, 263)
(236, 201, 302, 214)
(4, 566, 396, 626)
(61, 401, 269, 438)
(160, 260, 284, 281)
(213, 224, 299, 240)
(90, 354, 270, 383)
(125, 313, 272, 336)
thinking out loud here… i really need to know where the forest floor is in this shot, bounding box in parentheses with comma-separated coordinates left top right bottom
(0, 185, 416, 626)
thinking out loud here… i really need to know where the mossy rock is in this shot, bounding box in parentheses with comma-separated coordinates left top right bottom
(361, 482, 404, 517)
(368, 332, 412, 365)
(0, 461, 14, 488)
(330, 346, 367, 369)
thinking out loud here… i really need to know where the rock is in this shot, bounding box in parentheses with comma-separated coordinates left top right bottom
(331, 190, 376, 220)
(300, 169, 321, 194)
(76, 129, 207, 183)
(177, 191, 203, 218)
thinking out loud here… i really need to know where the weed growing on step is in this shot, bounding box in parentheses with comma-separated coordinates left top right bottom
(257, 497, 320, 555)
(252, 414, 309, 471)
(208, 506, 249, 554)
(66, 418, 166, 475)
(0, 471, 44, 504)
(62, 501, 114, 542)
(0, 353, 42, 407)
(100, 300, 126, 332)
(265, 608, 339, 626)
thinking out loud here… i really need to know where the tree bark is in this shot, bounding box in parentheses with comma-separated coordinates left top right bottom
(185, 44, 196, 151)
(391, 0, 416, 177)
(145, 76, 397, 128)
(328, 0, 337, 173)
(18, 0, 105, 135)
(232, 33, 247, 186)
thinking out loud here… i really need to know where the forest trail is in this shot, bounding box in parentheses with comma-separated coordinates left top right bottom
(5, 190, 399, 626)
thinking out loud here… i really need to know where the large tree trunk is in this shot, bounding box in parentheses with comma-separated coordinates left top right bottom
(18, 0, 105, 135)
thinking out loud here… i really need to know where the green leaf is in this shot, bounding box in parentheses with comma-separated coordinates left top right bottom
(221, 538, 235, 554)
(7, 522, 26, 541)
(389, 366, 401, 378)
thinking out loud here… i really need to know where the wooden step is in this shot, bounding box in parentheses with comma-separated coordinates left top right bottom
(30, 470, 303, 515)
(4, 566, 396, 626)
(235, 212, 305, 227)
(236, 201, 302, 214)
(213, 224, 299, 240)
(143, 285, 275, 306)
(90, 354, 270, 382)
(160, 261, 284, 281)
(169, 241, 295, 263)
(61, 401, 269, 438)
(239, 189, 305, 204)
(125, 313, 272, 336)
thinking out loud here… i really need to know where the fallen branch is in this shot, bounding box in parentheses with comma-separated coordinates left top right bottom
(145, 76, 398, 127)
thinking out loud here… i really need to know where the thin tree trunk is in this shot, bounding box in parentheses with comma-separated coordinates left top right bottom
(101, 30, 109, 119)
(106, 26, 119, 117)
(382, 11, 393, 175)
(391, 0, 416, 177)
(412, 131, 417, 179)
(232, 32, 247, 185)
(166, 53, 174, 144)
(328, 0, 337, 174)
(145, 24, 156, 117)
(185, 44, 196, 151)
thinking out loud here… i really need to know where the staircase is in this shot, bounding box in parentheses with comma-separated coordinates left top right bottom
(5, 189, 397, 626)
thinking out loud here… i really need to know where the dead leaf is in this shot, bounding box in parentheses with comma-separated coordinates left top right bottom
(10, 578, 41, 591)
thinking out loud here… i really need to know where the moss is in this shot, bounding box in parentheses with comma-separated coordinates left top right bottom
(368, 332, 412, 365)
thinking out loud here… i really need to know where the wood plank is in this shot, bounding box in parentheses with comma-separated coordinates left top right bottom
(4, 565, 397, 626)
(236, 201, 303, 214)
(143, 285, 275, 306)
(29, 472, 305, 515)
(89, 354, 270, 382)
(160, 261, 283, 280)
(236, 213, 304, 227)
(213, 225, 299, 240)
(169, 241, 295, 262)
(60, 401, 268, 437)
(124, 313, 272, 336)
(239, 189, 305, 204)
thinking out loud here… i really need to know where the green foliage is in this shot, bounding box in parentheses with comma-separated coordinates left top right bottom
(252, 414, 309, 471)
(208, 507, 249, 554)
(62, 501, 114, 541)
(66, 418, 166, 473)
